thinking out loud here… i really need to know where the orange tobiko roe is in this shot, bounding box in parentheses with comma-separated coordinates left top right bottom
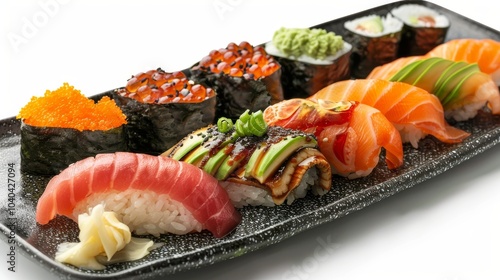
(17, 83, 127, 131)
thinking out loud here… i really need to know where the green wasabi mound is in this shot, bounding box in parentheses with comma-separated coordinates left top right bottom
(272, 27, 344, 60)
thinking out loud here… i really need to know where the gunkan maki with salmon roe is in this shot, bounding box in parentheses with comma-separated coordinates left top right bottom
(190, 41, 284, 119)
(113, 68, 217, 154)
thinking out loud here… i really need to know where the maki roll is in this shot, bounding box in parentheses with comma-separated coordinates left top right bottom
(344, 14, 404, 78)
(113, 68, 216, 154)
(163, 110, 332, 207)
(264, 27, 352, 98)
(391, 4, 450, 56)
(17, 83, 127, 175)
(190, 41, 284, 120)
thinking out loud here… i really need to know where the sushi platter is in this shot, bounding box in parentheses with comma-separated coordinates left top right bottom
(2, 1, 500, 279)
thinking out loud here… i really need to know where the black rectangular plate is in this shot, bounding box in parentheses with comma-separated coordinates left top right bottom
(1, 1, 500, 279)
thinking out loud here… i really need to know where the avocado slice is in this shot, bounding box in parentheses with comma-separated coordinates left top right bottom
(412, 58, 453, 92)
(165, 127, 207, 161)
(439, 63, 478, 106)
(215, 138, 258, 180)
(434, 61, 477, 104)
(183, 145, 209, 166)
(215, 150, 246, 180)
(356, 16, 384, 33)
(390, 59, 425, 82)
(391, 57, 453, 93)
(245, 135, 318, 184)
(244, 142, 267, 180)
(390, 57, 442, 85)
(203, 144, 233, 176)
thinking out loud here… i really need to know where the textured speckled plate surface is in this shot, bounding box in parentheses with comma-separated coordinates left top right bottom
(2, 1, 500, 279)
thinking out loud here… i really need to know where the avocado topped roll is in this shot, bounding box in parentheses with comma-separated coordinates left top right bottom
(189, 41, 284, 120)
(162, 110, 332, 207)
(265, 27, 352, 98)
(17, 83, 127, 175)
(344, 14, 404, 78)
(113, 68, 216, 154)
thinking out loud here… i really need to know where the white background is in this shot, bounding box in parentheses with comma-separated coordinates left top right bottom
(1, 0, 500, 279)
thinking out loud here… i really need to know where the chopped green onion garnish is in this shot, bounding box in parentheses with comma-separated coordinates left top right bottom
(217, 117, 233, 133)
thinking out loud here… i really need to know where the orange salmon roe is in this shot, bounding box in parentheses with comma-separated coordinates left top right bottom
(119, 68, 215, 104)
(194, 41, 280, 80)
(17, 83, 127, 131)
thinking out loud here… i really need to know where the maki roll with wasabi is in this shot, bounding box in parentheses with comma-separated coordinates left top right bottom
(163, 110, 332, 207)
(391, 4, 450, 56)
(17, 83, 127, 175)
(190, 41, 284, 120)
(113, 68, 216, 154)
(344, 14, 404, 78)
(265, 27, 352, 98)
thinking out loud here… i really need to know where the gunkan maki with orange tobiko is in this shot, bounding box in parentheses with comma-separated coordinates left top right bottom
(17, 83, 128, 175)
(112, 68, 216, 154)
(189, 41, 284, 119)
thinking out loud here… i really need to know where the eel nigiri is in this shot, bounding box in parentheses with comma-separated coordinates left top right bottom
(425, 38, 500, 85)
(308, 79, 470, 148)
(264, 99, 403, 179)
(390, 57, 500, 121)
(163, 111, 332, 207)
(36, 152, 241, 238)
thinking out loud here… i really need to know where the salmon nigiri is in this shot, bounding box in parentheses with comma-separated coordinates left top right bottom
(36, 152, 241, 238)
(308, 79, 470, 148)
(425, 38, 500, 85)
(264, 99, 403, 179)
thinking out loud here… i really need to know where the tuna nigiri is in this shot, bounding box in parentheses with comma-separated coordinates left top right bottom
(264, 99, 403, 179)
(308, 79, 470, 148)
(425, 38, 500, 85)
(36, 152, 241, 238)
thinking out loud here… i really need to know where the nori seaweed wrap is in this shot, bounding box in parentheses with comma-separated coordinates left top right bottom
(20, 123, 126, 175)
(189, 41, 284, 120)
(391, 4, 450, 56)
(344, 14, 404, 78)
(17, 83, 128, 175)
(265, 27, 352, 98)
(113, 69, 217, 154)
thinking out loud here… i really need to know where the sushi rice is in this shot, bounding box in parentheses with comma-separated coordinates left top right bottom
(344, 14, 403, 38)
(391, 4, 449, 28)
(221, 168, 326, 208)
(73, 190, 203, 237)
